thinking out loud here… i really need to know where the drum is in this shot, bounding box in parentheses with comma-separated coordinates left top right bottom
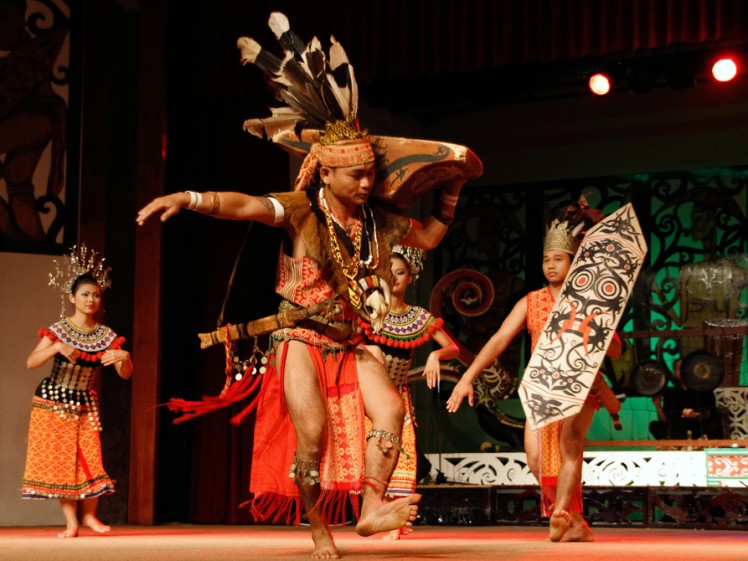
(704, 319, 747, 387)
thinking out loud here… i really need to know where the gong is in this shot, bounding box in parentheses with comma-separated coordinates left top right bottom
(681, 349, 724, 392)
(632, 360, 670, 396)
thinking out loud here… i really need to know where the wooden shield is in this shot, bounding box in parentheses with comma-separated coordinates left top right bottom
(268, 129, 483, 208)
(519, 203, 648, 430)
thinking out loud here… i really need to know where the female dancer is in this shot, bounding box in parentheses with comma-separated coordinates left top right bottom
(363, 245, 459, 539)
(22, 247, 132, 537)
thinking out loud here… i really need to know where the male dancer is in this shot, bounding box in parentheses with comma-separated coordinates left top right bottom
(446, 204, 621, 542)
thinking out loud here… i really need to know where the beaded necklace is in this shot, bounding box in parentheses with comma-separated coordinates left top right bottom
(318, 188, 381, 310)
(65, 316, 99, 333)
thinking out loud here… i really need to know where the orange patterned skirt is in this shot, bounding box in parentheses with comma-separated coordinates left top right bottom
(22, 396, 115, 500)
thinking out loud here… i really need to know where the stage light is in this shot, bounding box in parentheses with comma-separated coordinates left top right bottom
(588, 73, 611, 96)
(712, 57, 738, 82)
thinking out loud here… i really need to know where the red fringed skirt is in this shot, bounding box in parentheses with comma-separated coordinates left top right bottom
(249, 342, 366, 525)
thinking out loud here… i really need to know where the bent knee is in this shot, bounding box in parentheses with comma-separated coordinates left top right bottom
(385, 391, 406, 419)
(369, 392, 405, 429)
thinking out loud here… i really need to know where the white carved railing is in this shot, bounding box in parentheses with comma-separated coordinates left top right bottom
(715, 387, 748, 439)
(424, 451, 748, 487)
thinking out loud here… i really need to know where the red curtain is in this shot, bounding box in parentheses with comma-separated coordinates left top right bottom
(252, 0, 748, 79)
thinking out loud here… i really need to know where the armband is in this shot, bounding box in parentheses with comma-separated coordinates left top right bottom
(268, 196, 285, 225)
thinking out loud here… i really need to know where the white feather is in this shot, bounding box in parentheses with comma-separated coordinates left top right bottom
(328, 37, 354, 117)
(328, 36, 349, 70)
(349, 65, 359, 118)
(325, 73, 350, 117)
(237, 37, 261, 65)
(242, 107, 304, 140)
(267, 12, 290, 38)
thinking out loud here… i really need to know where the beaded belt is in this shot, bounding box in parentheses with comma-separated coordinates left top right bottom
(278, 299, 354, 342)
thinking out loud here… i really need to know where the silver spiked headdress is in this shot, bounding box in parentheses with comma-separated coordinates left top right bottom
(48, 244, 111, 317)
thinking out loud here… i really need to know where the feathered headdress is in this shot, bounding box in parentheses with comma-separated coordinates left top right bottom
(237, 12, 364, 144)
(235, 12, 483, 205)
(544, 194, 604, 255)
(237, 13, 375, 191)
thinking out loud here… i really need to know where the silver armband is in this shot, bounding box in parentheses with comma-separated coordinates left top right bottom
(268, 196, 285, 225)
(185, 190, 203, 210)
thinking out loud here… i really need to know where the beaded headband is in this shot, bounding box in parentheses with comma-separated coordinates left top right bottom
(392, 245, 426, 280)
(294, 137, 375, 191)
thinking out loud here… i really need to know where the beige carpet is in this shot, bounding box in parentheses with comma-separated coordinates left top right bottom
(0, 524, 746, 561)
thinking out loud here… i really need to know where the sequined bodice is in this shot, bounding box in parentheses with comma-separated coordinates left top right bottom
(36, 319, 119, 432)
(375, 305, 438, 388)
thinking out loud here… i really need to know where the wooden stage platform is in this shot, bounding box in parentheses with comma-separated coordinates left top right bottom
(1, 524, 747, 561)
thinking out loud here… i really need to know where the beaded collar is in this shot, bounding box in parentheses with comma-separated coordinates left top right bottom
(362, 305, 442, 349)
(49, 318, 117, 354)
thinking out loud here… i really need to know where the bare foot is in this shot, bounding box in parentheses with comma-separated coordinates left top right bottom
(356, 494, 420, 537)
(310, 527, 340, 559)
(81, 514, 111, 534)
(549, 510, 571, 542)
(559, 512, 594, 543)
(57, 526, 78, 538)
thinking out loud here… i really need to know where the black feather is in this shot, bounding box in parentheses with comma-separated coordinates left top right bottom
(278, 29, 307, 60)
(306, 46, 326, 80)
(254, 48, 282, 75)
(240, 12, 359, 129)
(280, 89, 326, 124)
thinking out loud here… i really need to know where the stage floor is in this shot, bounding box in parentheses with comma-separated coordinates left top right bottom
(0, 524, 746, 561)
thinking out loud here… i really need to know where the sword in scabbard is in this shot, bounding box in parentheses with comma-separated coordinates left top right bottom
(197, 299, 338, 349)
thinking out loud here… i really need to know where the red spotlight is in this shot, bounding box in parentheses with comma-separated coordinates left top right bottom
(588, 73, 611, 95)
(712, 57, 738, 82)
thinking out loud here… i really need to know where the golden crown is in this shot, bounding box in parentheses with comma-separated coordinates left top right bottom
(49, 244, 112, 295)
(544, 195, 603, 255)
(320, 118, 369, 145)
(543, 219, 581, 255)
